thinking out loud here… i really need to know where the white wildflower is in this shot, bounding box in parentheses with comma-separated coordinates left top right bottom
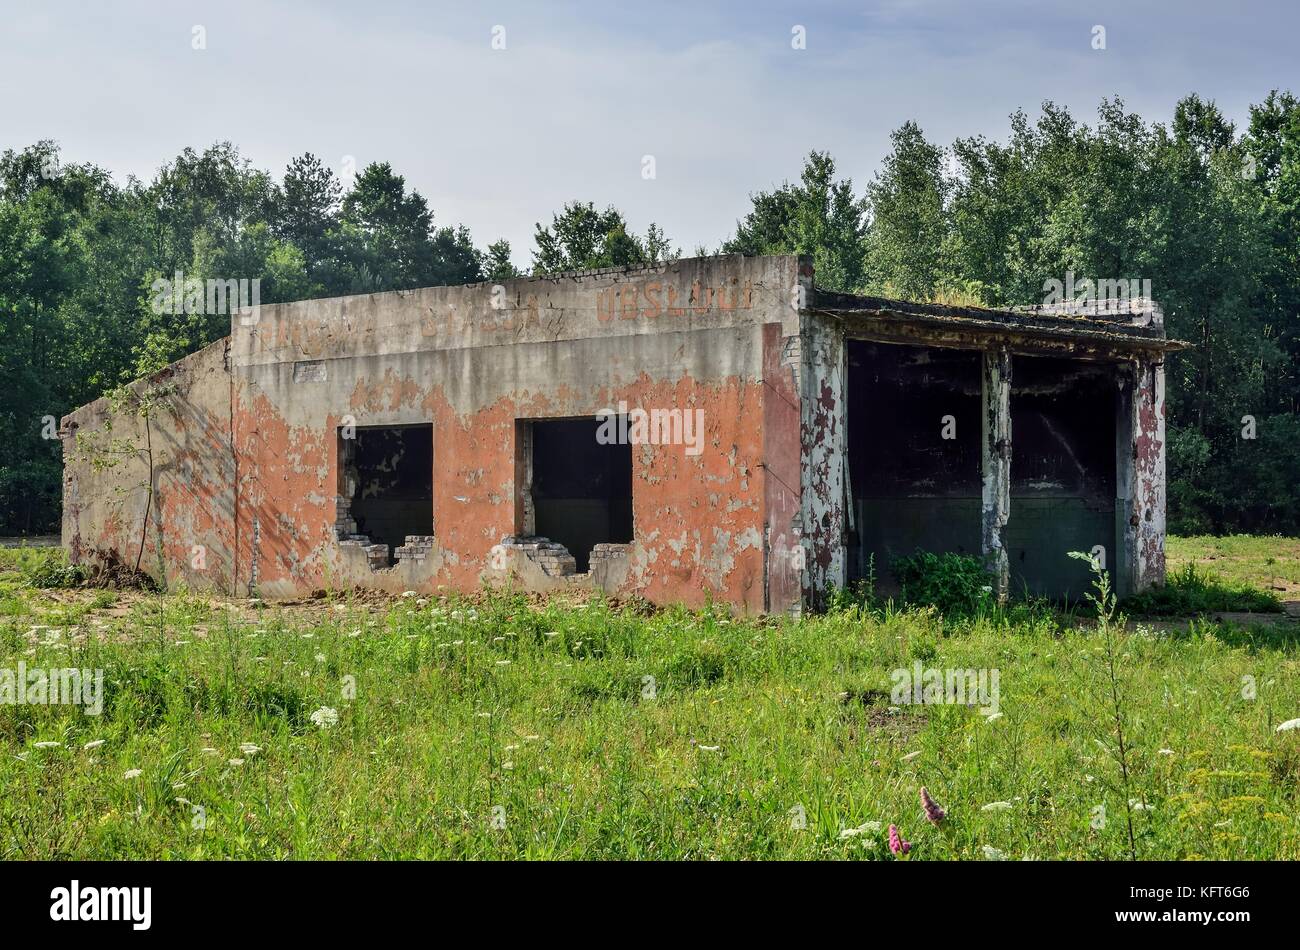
(123, 768, 142, 779)
(82, 739, 106, 751)
(310, 706, 340, 729)
(838, 821, 881, 839)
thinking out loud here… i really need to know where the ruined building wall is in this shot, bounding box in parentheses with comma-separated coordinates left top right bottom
(61, 255, 1171, 610)
(64, 256, 808, 614)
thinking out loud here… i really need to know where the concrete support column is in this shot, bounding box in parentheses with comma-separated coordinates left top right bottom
(799, 312, 846, 609)
(762, 323, 805, 617)
(1122, 357, 1167, 592)
(981, 348, 1012, 601)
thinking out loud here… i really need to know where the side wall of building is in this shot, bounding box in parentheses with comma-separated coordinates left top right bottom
(62, 339, 237, 592)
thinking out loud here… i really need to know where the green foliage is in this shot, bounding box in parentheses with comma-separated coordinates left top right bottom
(826, 555, 877, 614)
(338, 162, 481, 292)
(825, 579, 876, 614)
(891, 551, 995, 617)
(482, 239, 523, 281)
(863, 122, 951, 300)
(23, 557, 87, 590)
(0, 546, 85, 589)
(1124, 562, 1283, 616)
(1067, 550, 1140, 860)
(531, 201, 676, 274)
(723, 150, 867, 292)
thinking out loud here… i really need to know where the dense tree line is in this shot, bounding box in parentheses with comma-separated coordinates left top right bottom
(3, 90, 1299, 536)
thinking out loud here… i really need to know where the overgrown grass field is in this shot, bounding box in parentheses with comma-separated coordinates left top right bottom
(1, 539, 1298, 860)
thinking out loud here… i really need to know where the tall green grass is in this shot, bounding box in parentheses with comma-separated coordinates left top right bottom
(2, 581, 1298, 860)
(1124, 563, 1283, 616)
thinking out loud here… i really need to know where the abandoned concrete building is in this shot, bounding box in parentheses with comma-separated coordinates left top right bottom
(60, 254, 1185, 614)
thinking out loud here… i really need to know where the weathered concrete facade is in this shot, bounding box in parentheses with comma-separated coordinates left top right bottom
(62, 255, 1184, 611)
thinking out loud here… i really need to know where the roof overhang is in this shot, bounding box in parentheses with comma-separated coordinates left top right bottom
(811, 292, 1189, 362)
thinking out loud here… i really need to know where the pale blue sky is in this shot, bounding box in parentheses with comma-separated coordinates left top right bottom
(3, 0, 1297, 265)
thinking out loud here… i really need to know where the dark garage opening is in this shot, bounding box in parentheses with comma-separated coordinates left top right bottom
(1008, 356, 1117, 600)
(529, 418, 633, 572)
(340, 424, 433, 560)
(846, 341, 982, 590)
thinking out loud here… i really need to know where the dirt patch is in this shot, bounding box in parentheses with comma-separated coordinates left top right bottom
(841, 687, 891, 707)
(864, 706, 927, 741)
(838, 690, 927, 742)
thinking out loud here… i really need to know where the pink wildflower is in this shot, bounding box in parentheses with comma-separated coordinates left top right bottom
(888, 824, 911, 855)
(920, 786, 946, 825)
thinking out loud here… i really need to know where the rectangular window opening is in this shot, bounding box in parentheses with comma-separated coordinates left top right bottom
(338, 423, 433, 565)
(522, 417, 633, 573)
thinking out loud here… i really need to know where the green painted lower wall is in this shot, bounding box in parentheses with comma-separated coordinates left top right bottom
(1005, 496, 1118, 603)
(851, 497, 982, 590)
(850, 495, 1120, 603)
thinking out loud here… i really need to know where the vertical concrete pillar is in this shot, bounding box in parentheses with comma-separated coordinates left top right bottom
(1115, 369, 1134, 597)
(513, 420, 535, 537)
(762, 323, 804, 617)
(799, 311, 847, 609)
(1121, 357, 1167, 592)
(981, 348, 1012, 601)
